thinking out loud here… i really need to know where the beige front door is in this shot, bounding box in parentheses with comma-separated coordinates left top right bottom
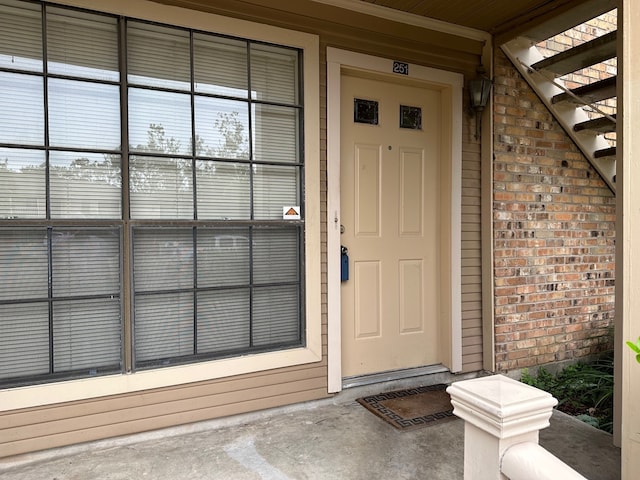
(340, 71, 442, 378)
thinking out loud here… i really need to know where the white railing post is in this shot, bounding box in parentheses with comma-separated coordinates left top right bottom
(446, 375, 558, 480)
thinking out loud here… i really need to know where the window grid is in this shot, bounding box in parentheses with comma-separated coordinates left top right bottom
(130, 225, 303, 370)
(0, 0, 305, 387)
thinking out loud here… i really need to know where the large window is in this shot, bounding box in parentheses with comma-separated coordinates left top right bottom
(0, 0, 305, 387)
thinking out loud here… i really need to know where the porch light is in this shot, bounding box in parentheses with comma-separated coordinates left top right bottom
(468, 65, 492, 140)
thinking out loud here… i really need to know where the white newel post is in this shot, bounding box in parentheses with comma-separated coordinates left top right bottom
(446, 375, 558, 480)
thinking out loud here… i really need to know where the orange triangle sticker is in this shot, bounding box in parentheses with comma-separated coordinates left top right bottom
(282, 206, 301, 220)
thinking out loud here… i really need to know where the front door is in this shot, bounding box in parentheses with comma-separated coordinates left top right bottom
(340, 71, 442, 378)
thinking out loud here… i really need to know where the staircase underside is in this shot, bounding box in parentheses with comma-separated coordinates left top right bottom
(500, 0, 617, 193)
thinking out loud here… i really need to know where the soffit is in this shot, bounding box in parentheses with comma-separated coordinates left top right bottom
(358, 0, 581, 37)
(151, 0, 612, 46)
(150, 0, 488, 72)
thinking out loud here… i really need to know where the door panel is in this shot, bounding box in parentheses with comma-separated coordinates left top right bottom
(399, 259, 424, 333)
(399, 148, 423, 235)
(354, 144, 381, 236)
(341, 72, 441, 377)
(354, 260, 381, 338)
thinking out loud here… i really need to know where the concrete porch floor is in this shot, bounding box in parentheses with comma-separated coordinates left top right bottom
(0, 378, 621, 480)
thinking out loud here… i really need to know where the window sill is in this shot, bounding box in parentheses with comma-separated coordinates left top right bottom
(0, 344, 322, 411)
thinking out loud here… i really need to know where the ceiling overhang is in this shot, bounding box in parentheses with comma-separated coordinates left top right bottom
(310, 0, 490, 42)
(313, 0, 617, 44)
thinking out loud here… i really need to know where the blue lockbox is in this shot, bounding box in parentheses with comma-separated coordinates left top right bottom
(341, 246, 349, 282)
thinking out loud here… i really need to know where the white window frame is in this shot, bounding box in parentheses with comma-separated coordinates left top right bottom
(0, 0, 321, 411)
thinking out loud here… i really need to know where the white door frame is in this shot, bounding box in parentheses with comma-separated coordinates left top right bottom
(326, 47, 464, 393)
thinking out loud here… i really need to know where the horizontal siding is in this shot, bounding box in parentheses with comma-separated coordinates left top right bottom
(3, 388, 329, 458)
(2, 364, 327, 430)
(1, 362, 328, 458)
(461, 135, 483, 373)
(3, 378, 326, 446)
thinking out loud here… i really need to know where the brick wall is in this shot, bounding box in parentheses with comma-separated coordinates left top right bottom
(492, 48, 616, 372)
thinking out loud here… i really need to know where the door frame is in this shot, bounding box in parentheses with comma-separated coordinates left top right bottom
(326, 47, 464, 392)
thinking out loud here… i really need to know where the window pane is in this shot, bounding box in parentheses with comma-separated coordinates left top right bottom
(128, 89, 192, 155)
(197, 228, 250, 287)
(250, 44, 298, 104)
(253, 104, 299, 163)
(0, 0, 42, 72)
(0, 302, 49, 380)
(253, 164, 299, 219)
(133, 229, 194, 292)
(48, 78, 121, 150)
(0, 148, 46, 219)
(197, 289, 250, 354)
(130, 156, 193, 219)
(47, 7, 119, 81)
(0, 228, 48, 301)
(195, 97, 249, 159)
(52, 298, 121, 372)
(194, 34, 247, 97)
(252, 286, 300, 347)
(253, 228, 299, 284)
(50, 151, 121, 219)
(134, 293, 194, 363)
(52, 228, 120, 297)
(196, 161, 250, 220)
(128, 22, 190, 90)
(0, 72, 44, 145)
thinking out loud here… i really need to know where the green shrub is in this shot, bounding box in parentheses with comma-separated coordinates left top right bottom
(520, 353, 614, 433)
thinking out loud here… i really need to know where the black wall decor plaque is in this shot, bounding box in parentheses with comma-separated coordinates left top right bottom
(354, 98, 379, 125)
(400, 105, 422, 130)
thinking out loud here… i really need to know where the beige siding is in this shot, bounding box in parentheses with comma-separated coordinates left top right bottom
(0, 0, 486, 457)
(1, 363, 328, 457)
(461, 135, 484, 372)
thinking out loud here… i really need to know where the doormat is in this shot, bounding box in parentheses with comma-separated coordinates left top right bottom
(356, 384, 455, 431)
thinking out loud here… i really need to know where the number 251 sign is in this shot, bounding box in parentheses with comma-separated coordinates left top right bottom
(393, 61, 409, 75)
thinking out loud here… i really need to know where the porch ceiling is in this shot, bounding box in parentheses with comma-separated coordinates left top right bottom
(359, 0, 565, 33)
(153, 0, 614, 44)
(357, 0, 616, 42)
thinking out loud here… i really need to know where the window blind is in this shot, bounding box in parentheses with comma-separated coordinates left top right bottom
(250, 43, 299, 104)
(48, 79, 121, 150)
(0, 73, 44, 146)
(47, 7, 119, 81)
(194, 34, 248, 97)
(0, 148, 46, 219)
(0, 0, 305, 386)
(0, 0, 42, 73)
(129, 156, 194, 219)
(0, 303, 49, 380)
(128, 22, 191, 90)
(50, 151, 121, 219)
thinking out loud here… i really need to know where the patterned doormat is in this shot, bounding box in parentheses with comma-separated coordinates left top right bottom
(356, 384, 456, 431)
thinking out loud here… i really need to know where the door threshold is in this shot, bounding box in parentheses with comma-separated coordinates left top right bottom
(342, 364, 449, 389)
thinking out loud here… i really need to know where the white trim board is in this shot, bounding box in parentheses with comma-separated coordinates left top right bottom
(326, 47, 463, 393)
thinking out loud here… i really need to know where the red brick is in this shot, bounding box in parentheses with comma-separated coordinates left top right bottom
(493, 45, 615, 373)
